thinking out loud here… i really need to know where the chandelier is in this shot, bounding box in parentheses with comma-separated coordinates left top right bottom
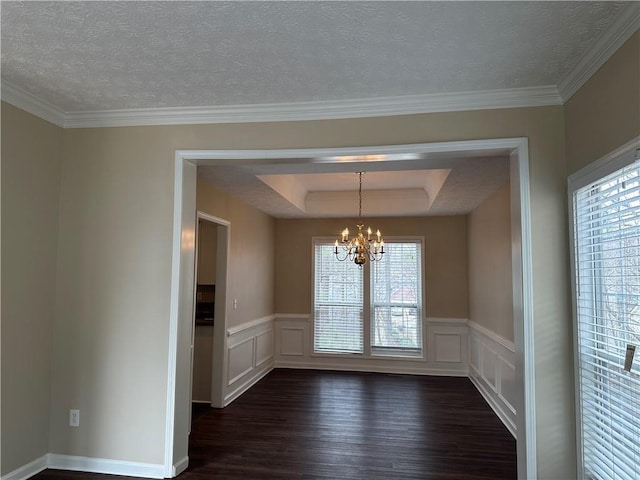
(334, 172, 384, 266)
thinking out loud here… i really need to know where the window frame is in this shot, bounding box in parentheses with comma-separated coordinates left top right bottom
(311, 238, 364, 355)
(568, 138, 640, 480)
(311, 236, 426, 360)
(369, 237, 424, 357)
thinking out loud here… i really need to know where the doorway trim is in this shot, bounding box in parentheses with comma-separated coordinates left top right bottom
(195, 211, 230, 409)
(166, 137, 536, 478)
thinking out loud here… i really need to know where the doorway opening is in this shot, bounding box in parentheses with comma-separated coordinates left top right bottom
(191, 213, 230, 418)
(167, 138, 535, 479)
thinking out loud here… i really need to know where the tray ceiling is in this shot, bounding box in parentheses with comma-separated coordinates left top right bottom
(197, 155, 510, 218)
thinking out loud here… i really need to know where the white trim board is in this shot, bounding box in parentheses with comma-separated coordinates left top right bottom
(469, 374, 517, 438)
(227, 314, 276, 337)
(557, 3, 640, 102)
(0, 455, 48, 480)
(47, 455, 164, 479)
(1, 82, 66, 126)
(0, 455, 164, 480)
(274, 362, 469, 377)
(567, 136, 640, 190)
(1, 82, 561, 128)
(468, 320, 515, 352)
(468, 322, 518, 438)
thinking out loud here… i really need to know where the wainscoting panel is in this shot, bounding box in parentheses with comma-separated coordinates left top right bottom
(280, 327, 305, 356)
(468, 321, 516, 437)
(227, 337, 255, 385)
(274, 315, 469, 376)
(434, 333, 462, 363)
(224, 315, 275, 405)
(274, 314, 310, 363)
(426, 319, 469, 375)
(481, 343, 498, 391)
(255, 330, 274, 368)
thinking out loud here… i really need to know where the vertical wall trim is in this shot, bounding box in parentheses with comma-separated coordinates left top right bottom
(510, 139, 537, 479)
(166, 154, 197, 477)
(164, 153, 183, 477)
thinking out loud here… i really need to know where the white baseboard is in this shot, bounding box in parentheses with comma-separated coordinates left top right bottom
(274, 361, 468, 377)
(47, 454, 165, 479)
(1, 455, 47, 480)
(171, 456, 189, 477)
(1, 454, 164, 480)
(468, 321, 517, 438)
(469, 369, 516, 437)
(224, 364, 273, 406)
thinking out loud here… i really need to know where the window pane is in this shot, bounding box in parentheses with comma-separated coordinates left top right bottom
(371, 241, 422, 354)
(313, 242, 363, 353)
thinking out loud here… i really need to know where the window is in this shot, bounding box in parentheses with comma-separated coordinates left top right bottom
(571, 154, 640, 480)
(313, 238, 423, 357)
(371, 242, 422, 354)
(313, 242, 363, 353)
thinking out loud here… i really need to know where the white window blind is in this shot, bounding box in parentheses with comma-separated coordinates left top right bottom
(313, 242, 363, 353)
(371, 241, 422, 355)
(572, 159, 640, 480)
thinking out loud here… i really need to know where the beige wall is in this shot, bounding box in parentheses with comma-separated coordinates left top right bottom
(565, 31, 640, 174)
(468, 184, 514, 342)
(49, 126, 175, 463)
(3, 102, 572, 476)
(1, 103, 62, 474)
(197, 220, 218, 285)
(196, 181, 276, 327)
(275, 216, 468, 318)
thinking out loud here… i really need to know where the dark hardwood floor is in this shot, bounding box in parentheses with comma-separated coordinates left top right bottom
(32, 369, 516, 479)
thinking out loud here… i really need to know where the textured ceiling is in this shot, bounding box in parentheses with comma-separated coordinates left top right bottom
(0, 1, 629, 112)
(1, 1, 632, 218)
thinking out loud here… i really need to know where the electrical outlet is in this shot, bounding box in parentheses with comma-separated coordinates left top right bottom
(69, 409, 80, 427)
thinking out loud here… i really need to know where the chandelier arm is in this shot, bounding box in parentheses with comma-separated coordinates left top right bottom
(334, 171, 384, 266)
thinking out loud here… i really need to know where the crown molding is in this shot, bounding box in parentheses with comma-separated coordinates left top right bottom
(1, 81, 66, 127)
(0, 80, 562, 129)
(558, 2, 640, 103)
(62, 86, 562, 128)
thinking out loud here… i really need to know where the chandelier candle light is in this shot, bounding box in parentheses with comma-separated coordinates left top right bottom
(334, 172, 385, 266)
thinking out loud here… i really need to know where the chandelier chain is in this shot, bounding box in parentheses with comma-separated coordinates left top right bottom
(358, 172, 363, 220)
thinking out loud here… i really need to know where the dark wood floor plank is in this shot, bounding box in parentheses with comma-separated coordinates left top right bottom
(31, 369, 516, 480)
